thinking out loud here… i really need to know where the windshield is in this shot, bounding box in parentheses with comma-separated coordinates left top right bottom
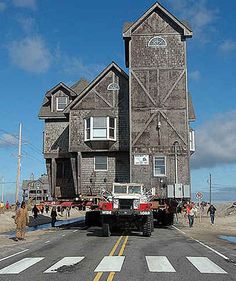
(128, 186, 142, 194)
(113, 185, 127, 194)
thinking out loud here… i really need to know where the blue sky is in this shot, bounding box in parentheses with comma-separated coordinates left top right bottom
(0, 0, 236, 202)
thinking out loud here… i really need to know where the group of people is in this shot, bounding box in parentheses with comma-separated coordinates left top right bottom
(13, 202, 64, 241)
(185, 202, 216, 228)
(0, 201, 10, 213)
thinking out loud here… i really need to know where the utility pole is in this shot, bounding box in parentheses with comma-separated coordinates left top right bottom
(1, 177, 4, 202)
(15, 123, 22, 203)
(209, 173, 212, 204)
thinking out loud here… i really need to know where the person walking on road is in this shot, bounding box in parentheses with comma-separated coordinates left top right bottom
(186, 203, 195, 227)
(51, 206, 57, 227)
(207, 204, 216, 225)
(32, 204, 39, 219)
(15, 201, 29, 241)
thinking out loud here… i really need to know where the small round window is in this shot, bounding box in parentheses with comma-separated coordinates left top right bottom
(148, 36, 167, 48)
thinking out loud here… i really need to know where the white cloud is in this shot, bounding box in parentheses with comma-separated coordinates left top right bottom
(189, 70, 201, 81)
(219, 40, 236, 53)
(191, 110, 236, 169)
(0, 2, 6, 11)
(167, 0, 217, 41)
(8, 36, 52, 73)
(62, 57, 104, 80)
(0, 134, 18, 148)
(17, 16, 36, 33)
(12, 0, 36, 9)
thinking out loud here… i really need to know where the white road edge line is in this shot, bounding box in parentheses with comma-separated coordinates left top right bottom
(0, 249, 29, 262)
(172, 225, 229, 260)
(45, 241, 50, 244)
(73, 230, 78, 233)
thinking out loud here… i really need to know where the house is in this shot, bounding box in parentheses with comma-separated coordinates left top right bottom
(22, 174, 51, 202)
(39, 2, 195, 200)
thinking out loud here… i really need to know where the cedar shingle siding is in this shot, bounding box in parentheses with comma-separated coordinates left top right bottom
(39, 3, 195, 199)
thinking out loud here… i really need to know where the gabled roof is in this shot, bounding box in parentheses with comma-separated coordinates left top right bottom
(64, 61, 128, 113)
(39, 82, 78, 119)
(123, 2, 192, 38)
(45, 82, 77, 98)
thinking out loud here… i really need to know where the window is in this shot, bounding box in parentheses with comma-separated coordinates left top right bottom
(107, 82, 120, 90)
(154, 156, 166, 176)
(56, 96, 68, 111)
(85, 117, 116, 141)
(94, 156, 108, 171)
(148, 36, 167, 48)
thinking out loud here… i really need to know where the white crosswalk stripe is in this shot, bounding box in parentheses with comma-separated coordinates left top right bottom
(0, 258, 44, 274)
(94, 256, 125, 272)
(187, 257, 227, 274)
(44, 257, 85, 273)
(0, 256, 228, 275)
(146, 256, 176, 272)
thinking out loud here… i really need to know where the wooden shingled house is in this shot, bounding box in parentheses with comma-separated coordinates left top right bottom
(39, 2, 195, 200)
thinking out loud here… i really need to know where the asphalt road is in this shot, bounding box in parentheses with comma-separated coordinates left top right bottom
(0, 224, 235, 281)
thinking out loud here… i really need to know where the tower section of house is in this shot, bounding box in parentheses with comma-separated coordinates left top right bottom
(123, 3, 195, 198)
(65, 62, 130, 196)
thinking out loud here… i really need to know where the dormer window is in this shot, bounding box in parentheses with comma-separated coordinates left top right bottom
(85, 117, 116, 141)
(56, 96, 68, 111)
(148, 36, 167, 48)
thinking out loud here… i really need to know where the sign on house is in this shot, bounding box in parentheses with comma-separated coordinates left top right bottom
(134, 155, 149, 165)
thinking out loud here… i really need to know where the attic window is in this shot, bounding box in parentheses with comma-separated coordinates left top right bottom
(107, 82, 120, 91)
(56, 96, 68, 111)
(148, 36, 167, 48)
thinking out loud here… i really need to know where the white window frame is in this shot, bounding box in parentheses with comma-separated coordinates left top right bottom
(56, 96, 68, 111)
(94, 156, 108, 171)
(84, 117, 116, 141)
(153, 156, 166, 177)
(148, 36, 167, 48)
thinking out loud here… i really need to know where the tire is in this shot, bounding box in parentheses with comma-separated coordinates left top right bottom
(85, 211, 101, 226)
(151, 212, 154, 232)
(102, 223, 111, 237)
(143, 216, 152, 237)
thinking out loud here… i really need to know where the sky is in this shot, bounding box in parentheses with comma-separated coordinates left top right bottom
(0, 0, 236, 203)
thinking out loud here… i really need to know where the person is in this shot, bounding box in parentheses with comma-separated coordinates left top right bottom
(66, 206, 71, 218)
(5, 201, 10, 210)
(186, 203, 195, 227)
(14, 201, 29, 241)
(41, 206, 44, 214)
(51, 206, 57, 227)
(207, 204, 216, 225)
(15, 201, 20, 211)
(32, 204, 39, 219)
(45, 204, 49, 214)
(0, 201, 4, 214)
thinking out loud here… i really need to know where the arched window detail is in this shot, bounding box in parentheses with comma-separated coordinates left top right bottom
(107, 82, 120, 91)
(148, 36, 167, 48)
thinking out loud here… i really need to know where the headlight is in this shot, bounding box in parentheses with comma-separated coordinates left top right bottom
(133, 199, 140, 209)
(113, 198, 119, 209)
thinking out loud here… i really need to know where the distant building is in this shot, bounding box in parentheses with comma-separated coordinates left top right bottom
(22, 174, 51, 202)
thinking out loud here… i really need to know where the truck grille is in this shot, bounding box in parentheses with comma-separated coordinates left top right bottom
(119, 199, 134, 210)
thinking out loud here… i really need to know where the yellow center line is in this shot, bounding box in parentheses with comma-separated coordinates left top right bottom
(107, 236, 129, 281)
(93, 235, 124, 281)
(109, 235, 123, 256)
(118, 235, 129, 256)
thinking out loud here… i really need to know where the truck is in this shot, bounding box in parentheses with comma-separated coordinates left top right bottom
(85, 183, 154, 237)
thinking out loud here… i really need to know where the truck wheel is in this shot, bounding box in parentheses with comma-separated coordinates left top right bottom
(151, 213, 154, 232)
(102, 223, 111, 237)
(143, 216, 152, 237)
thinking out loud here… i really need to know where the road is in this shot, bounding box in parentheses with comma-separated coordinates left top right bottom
(0, 224, 235, 281)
